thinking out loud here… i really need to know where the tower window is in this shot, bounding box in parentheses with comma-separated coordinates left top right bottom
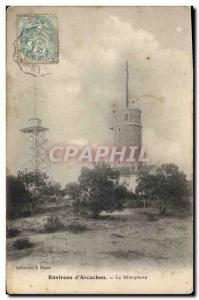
(118, 127, 121, 132)
(125, 113, 128, 121)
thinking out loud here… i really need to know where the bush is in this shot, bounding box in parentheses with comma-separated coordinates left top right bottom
(124, 193, 141, 208)
(43, 215, 65, 233)
(12, 238, 33, 250)
(146, 214, 159, 222)
(7, 175, 33, 219)
(65, 222, 88, 233)
(7, 227, 20, 238)
(66, 162, 128, 218)
(136, 163, 191, 215)
(7, 171, 64, 219)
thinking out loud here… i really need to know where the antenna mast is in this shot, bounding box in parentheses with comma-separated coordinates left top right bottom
(20, 79, 50, 195)
(34, 79, 37, 119)
(125, 61, 129, 108)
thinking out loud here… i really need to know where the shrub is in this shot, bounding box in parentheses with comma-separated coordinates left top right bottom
(7, 171, 64, 219)
(12, 238, 33, 250)
(7, 227, 20, 238)
(65, 222, 88, 233)
(136, 163, 192, 215)
(146, 214, 159, 222)
(66, 162, 128, 218)
(43, 215, 65, 233)
(7, 175, 33, 219)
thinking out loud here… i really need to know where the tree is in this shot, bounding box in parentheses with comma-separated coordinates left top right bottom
(41, 181, 63, 198)
(7, 171, 64, 218)
(7, 175, 33, 218)
(18, 170, 63, 199)
(66, 162, 128, 218)
(18, 170, 49, 194)
(136, 163, 191, 214)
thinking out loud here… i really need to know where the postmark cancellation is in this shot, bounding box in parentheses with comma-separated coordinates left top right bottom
(17, 15, 58, 64)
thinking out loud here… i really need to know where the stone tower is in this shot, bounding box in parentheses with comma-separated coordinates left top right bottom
(111, 61, 142, 147)
(110, 62, 143, 192)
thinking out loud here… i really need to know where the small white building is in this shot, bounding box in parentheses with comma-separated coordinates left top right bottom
(114, 165, 158, 192)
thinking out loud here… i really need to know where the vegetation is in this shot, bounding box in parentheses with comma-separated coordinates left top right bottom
(65, 222, 88, 233)
(136, 163, 191, 214)
(18, 170, 63, 199)
(7, 227, 21, 238)
(12, 238, 33, 250)
(66, 162, 129, 218)
(43, 215, 66, 233)
(7, 171, 64, 219)
(124, 193, 139, 208)
(7, 163, 191, 222)
(7, 175, 33, 218)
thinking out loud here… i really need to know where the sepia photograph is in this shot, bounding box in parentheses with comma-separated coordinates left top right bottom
(6, 6, 193, 294)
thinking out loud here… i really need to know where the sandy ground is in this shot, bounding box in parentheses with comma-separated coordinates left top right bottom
(7, 208, 193, 270)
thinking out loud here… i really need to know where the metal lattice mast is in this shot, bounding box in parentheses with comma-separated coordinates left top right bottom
(20, 79, 50, 194)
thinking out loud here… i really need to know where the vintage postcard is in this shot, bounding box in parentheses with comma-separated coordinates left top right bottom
(6, 6, 193, 294)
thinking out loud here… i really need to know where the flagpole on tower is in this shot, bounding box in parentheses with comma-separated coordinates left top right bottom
(125, 61, 129, 108)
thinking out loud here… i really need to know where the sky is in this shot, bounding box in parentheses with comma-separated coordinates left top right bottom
(7, 6, 193, 184)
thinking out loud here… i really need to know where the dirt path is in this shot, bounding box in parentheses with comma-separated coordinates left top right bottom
(7, 208, 193, 270)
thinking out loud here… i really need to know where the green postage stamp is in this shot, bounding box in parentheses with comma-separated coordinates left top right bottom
(18, 15, 58, 64)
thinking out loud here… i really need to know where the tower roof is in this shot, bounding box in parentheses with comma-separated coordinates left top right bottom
(20, 126, 49, 133)
(20, 114, 49, 133)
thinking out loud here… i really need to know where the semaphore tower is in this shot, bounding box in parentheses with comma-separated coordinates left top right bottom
(111, 61, 142, 147)
(110, 61, 144, 191)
